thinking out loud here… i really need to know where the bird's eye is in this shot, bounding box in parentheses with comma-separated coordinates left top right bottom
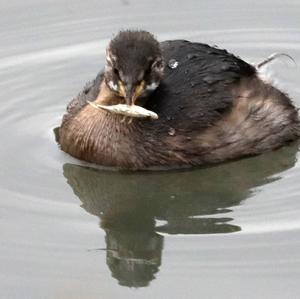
(144, 59, 156, 77)
(151, 59, 165, 74)
(145, 65, 152, 76)
(153, 59, 164, 70)
(113, 68, 119, 76)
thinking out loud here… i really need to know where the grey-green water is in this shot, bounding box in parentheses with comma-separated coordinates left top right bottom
(1, 0, 300, 298)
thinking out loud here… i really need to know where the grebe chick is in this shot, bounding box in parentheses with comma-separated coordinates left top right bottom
(59, 30, 300, 170)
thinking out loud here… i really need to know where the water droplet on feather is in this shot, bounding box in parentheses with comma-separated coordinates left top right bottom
(203, 76, 215, 84)
(221, 64, 230, 71)
(168, 59, 179, 69)
(187, 53, 200, 60)
(168, 127, 176, 136)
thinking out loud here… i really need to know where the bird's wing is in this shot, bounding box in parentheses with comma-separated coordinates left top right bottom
(145, 40, 256, 131)
(62, 72, 104, 125)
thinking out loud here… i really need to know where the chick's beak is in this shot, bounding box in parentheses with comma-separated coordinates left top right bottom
(119, 81, 145, 106)
(125, 83, 135, 106)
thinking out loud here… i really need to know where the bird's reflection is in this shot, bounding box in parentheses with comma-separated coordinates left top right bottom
(63, 142, 298, 287)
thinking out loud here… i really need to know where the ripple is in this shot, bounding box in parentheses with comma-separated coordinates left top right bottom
(0, 41, 105, 70)
(1, 27, 300, 69)
(1, 0, 300, 296)
(0, 28, 300, 231)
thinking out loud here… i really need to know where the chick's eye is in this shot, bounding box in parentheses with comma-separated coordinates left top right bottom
(153, 59, 163, 70)
(145, 65, 152, 76)
(113, 68, 119, 76)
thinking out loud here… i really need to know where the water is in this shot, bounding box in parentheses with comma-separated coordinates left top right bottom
(1, 0, 300, 298)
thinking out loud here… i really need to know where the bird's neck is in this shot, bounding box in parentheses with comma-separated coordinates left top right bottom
(95, 81, 125, 106)
(60, 83, 148, 167)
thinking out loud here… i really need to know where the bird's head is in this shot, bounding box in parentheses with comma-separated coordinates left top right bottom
(104, 30, 164, 106)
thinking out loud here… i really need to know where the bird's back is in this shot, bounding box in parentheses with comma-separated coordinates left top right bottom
(144, 40, 256, 131)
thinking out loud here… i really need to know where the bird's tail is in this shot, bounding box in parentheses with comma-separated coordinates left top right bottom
(256, 53, 296, 69)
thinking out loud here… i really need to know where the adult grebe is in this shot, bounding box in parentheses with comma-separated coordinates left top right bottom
(59, 30, 300, 170)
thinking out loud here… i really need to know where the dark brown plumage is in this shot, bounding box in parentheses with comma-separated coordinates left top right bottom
(59, 30, 300, 170)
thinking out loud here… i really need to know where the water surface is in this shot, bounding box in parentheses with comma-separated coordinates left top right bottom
(1, 0, 300, 298)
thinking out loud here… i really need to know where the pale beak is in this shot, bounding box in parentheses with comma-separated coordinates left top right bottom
(119, 80, 146, 106)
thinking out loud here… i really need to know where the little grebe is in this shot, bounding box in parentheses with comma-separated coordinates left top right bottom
(59, 30, 300, 170)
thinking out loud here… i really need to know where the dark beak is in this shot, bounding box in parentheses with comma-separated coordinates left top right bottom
(125, 83, 135, 106)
